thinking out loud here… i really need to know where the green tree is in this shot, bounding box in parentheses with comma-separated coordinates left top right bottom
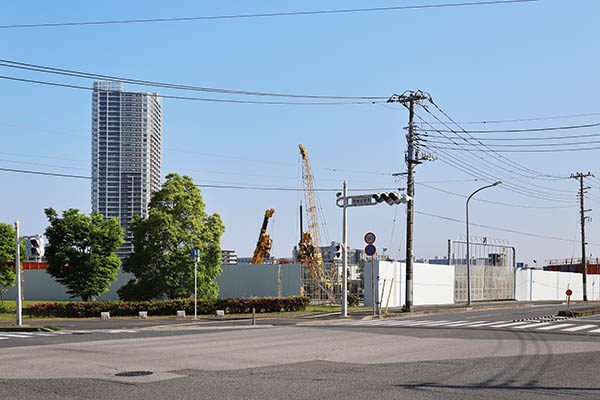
(44, 208, 124, 301)
(0, 223, 19, 303)
(118, 173, 225, 301)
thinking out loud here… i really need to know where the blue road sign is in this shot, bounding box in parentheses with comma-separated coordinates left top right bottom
(365, 244, 376, 256)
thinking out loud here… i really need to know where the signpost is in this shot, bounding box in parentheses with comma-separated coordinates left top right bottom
(364, 234, 377, 316)
(191, 249, 200, 320)
(566, 288, 573, 313)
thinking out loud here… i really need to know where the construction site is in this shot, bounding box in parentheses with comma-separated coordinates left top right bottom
(247, 144, 352, 304)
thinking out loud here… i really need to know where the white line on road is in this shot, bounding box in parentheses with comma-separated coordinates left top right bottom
(486, 321, 532, 328)
(467, 321, 509, 327)
(561, 324, 598, 332)
(440, 321, 488, 327)
(537, 324, 574, 331)
(420, 320, 469, 326)
(511, 322, 553, 329)
(0, 334, 32, 338)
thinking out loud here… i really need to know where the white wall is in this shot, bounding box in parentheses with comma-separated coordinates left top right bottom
(364, 261, 454, 308)
(414, 263, 455, 305)
(515, 269, 600, 301)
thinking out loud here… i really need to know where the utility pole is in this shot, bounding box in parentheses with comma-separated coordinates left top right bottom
(570, 172, 593, 301)
(387, 91, 433, 312)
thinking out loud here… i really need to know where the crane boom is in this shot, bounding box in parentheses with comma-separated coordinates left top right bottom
(299, 144, 323, 268)
(251, 208, 275, 264)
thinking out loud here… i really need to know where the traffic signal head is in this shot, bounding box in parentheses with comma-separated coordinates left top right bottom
(372, 192, 409, 206)
(331, 242, 342, 260)
(26, 235, 45, 259)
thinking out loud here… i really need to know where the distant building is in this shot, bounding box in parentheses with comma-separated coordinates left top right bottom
(221, 250, 237, 265)
(91, 81, 162, 257)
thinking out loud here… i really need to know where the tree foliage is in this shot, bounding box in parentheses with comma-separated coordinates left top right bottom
(0, 223, 18, 302)
(118, 173, 225, 301)
(44, 208, 124, 301)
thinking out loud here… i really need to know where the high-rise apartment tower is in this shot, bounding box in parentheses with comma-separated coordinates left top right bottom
(91, 81, 162, 257)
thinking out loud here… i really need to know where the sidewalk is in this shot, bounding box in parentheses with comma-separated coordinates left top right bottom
(4, 300, 599, 331)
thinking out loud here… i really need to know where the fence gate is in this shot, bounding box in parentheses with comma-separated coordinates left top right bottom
(449, 237, 516, 302)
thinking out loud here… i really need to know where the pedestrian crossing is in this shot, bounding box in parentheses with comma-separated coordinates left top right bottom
(0, 329, 139, 341)
(336, 318, 600, 335)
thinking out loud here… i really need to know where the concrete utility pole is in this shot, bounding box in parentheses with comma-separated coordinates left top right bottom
(387, 91, 432, 312)
(571, 172, 594, 301)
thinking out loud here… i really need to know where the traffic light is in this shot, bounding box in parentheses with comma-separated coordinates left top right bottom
(26, 235, 45, 259)
(330, 242, 342, 260)
(372, 192, 409, 205)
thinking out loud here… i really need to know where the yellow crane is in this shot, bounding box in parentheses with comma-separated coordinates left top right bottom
(251, 209, 275, 264)
(298, 144, 336, 302)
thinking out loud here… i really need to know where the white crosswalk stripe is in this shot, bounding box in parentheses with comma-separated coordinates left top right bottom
(537, 323, 574, 331)
(0, 329, 139, 342)
(512, 322, 553, 329)
(468, 321, 511, 327)
(561, 324, 598, 332)
(335, 318, 600, 335)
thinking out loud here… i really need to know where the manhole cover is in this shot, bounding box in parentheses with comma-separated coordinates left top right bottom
(115, 371, 153, 377)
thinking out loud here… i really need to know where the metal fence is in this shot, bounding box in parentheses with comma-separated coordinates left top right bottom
(448, 237, 516, 302)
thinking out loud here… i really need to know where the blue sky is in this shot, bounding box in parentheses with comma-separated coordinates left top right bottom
(1, 0, 599, 265)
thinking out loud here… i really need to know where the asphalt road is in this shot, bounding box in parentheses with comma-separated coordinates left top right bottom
(2, 303, 600, 399)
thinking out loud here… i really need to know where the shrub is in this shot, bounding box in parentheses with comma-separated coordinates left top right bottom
(24, 296, 310, 318)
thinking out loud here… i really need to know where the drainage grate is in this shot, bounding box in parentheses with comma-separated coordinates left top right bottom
(115, 371, 153, 377)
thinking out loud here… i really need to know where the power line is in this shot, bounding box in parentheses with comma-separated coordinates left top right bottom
(416, 210, 600, 246)
(0, 59, 385, 100)
(0, 167, 91, 179)
(427, 144, 600, 153)
(415, 112, 600, 125)
(419, 121, 600, 133)
(0, 75, 381, 105)
(424, 101, 564, 179)
(0, 166, 400, 192)
(424, 131, 600, 142)
(416, 182, 574, 209)
(0, 1, 538, 29)
(413, 112, 574, 201)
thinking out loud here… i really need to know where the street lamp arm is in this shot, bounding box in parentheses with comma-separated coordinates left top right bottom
(465, 181, 501, 306)
(467, 181, 502, 205)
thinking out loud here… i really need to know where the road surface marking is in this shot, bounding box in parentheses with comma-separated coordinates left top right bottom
(485, 321, 532, 328)
(468, 321, 510, 327)
(561, 324, 598, 332)
(440, 321, 487, 327)
(537, 324, 574, 331)
(0, 334, 32, 338)
(512, 322, 553, 329)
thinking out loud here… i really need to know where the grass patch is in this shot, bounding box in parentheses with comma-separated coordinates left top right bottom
(41, 324, 61, 331)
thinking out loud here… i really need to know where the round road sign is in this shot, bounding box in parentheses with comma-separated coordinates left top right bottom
(365, 244, 376, 256)
(364, 232, 376, 244)
(566, 289, 573, 296)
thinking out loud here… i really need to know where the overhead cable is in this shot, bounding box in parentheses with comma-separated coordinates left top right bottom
(0, 1, 538, 29)
(416, 211, 600, 246)
(0, 75, 380, 105)
(0, 59, 384, 100)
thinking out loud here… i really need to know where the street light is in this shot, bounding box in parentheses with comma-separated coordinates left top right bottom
(466, 181, 502, 306)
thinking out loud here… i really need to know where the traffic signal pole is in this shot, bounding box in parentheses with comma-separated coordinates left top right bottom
(341, 180, 348, 317)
